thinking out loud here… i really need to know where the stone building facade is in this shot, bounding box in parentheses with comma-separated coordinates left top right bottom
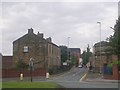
(13, 28, 61, 71)
(93, 41, 118, 72)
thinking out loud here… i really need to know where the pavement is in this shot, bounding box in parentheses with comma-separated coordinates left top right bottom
(83, 70, 120, 83)
(2, 76, 47, 82)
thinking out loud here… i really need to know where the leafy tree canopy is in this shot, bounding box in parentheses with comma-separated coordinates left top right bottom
(107, 17, 120, 60)
(59, 46, 68, 63)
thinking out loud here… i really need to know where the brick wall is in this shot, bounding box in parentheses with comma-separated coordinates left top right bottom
(2, 68, 46, 78)
(2, 56, 13, 69)
(113, 64, 120, 80)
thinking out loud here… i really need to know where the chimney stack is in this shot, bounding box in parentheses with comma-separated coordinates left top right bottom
(28, 28, 33, 34)
(37, 32, 44, 38)
(46, 37, 52, 42)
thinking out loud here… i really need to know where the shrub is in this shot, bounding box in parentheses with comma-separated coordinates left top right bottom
(108, 60, 120, 71)
(16, 59, 28, 69)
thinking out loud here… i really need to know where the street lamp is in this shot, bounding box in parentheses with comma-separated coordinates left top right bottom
(67, 37, 70, 61)
(29, 58, 33, 82)
(97, 22, 102, 74)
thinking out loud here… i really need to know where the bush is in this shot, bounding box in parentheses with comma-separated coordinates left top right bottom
(16, 60, 28, 69)
(48, 68, 54, 75)
(108, 60, 120, 72)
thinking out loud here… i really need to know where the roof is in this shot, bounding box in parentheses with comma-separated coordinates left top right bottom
(13, 28, 59, 48)
(69, 48, 81, 53)
(13, 32, 38, 44)
(94, 41, 109, 47)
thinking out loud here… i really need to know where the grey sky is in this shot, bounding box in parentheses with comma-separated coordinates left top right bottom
(0, 1, 118, 55)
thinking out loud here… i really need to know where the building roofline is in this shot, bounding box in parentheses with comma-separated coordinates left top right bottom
(47, 41, 60, 48)
(13, 28, 60, 48)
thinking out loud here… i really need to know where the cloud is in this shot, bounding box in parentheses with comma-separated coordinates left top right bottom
(1, 2, 118, 55)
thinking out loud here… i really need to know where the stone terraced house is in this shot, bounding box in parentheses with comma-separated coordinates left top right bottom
(13, 28, 61, 72)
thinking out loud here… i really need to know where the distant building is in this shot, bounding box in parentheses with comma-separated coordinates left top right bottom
(69, 48, 81, 66)
(13, 28, 61, 71)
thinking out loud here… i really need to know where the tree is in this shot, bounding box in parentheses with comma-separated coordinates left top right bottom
(59, 46, 68, 64)
(82, 44, 92, 65)
(82, 50, 87, 65)
(86, 44, 90, 61)
(107, 17, 120, 60)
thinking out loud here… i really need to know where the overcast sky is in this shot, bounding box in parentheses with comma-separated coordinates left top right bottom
(0, 0, 118, 55)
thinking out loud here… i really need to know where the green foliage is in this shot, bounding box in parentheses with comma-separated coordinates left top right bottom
(59, 46, 68, 63)
(107, 61, 120, 71)
(16, 59, 28, 69)
(2, 82, 58, 88)
(108, 63, 113, 68)
(107, 17, 120, 59)
(82, 50, 87, 65)
(71, 56, 77, 64)
(82, 44, 92, 65)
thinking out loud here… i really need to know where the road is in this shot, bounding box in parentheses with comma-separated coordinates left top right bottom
(2, 66, 119, 89)
(49, 67, 119, 88)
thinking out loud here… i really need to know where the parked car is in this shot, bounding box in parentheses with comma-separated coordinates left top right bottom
(78, 65, 82, 68)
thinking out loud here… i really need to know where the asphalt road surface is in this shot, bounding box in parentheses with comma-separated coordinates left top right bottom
(49, 67, 119, 88)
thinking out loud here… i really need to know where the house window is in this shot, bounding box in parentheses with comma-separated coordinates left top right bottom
(24, 46, 28, 53)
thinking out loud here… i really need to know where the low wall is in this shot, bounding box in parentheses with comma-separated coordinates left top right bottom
(2, 68, 46, 78)
(104, 74, 113, 80)
(104, 74, 120, 80)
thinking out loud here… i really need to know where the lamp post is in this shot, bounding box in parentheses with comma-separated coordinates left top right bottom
(97, 22, 102, 74)
(29, 58, 33, 82)
(67, 37, 70, 61)
(67, 37, 70, 67)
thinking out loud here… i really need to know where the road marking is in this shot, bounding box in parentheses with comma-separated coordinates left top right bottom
(79, 73, 87, 82)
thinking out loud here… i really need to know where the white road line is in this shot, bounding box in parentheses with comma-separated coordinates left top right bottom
(79, 73, 87, 82)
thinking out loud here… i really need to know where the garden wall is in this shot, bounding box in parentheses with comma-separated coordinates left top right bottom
(2, 68, 46, 78)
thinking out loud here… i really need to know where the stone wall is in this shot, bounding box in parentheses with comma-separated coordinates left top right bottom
(13, 28, 61, 71)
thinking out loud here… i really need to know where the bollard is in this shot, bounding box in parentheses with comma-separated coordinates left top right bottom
(20, 73, 23, 81)
(46, 72, 50, 79)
